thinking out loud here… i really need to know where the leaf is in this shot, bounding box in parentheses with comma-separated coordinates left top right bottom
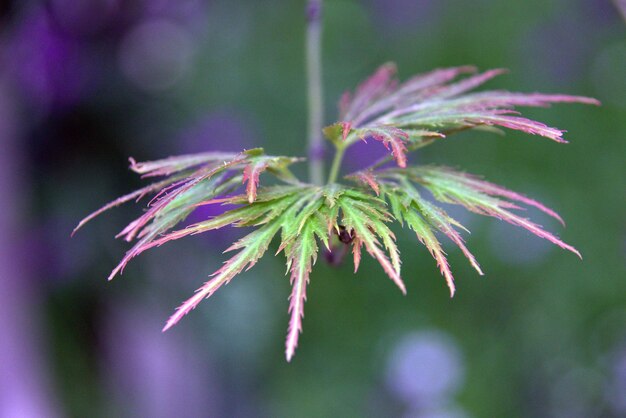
(242, 154, 304, 203)
(417, 69, 507, 101)
(376, 178, 480, 295)
(352, 236, 363, 273)
(322, 121, 352, 143)
(380, 166, 581, 259)
(356, 125, 409, 167)
(283, 213, 327, 361)
(333, 63, 598, 159)
(71, 176, 180, 236)
(160, 187, 331, 362)
(440, 90, 600, 110)
(141, 187, 304, 252)
(129, 151, 240, 177)
(392, 109, 571, 143)
(74, 150, 303, 281)
(77, 62, 596, 363)
(163, 218, 283, 331)
(341, 62, 397, 121)
(243, 159, 269, 203)
(410, 167, 580, 257)
(349, 66, 476, 126)
(162, 188, 318, 330)
(277, 190, 325, 253)
(417, 199, 483, 277)
(413, 166, 566, 224)
(337, 192, 405, 294)
(346, 170, 380, 195)
(404, 208, 456, 296)
(106, 173, 241, 281)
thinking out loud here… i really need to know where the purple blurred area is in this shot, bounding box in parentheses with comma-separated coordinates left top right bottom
(0, 1, 223, 416)
(366, 0, 442, 35)
(615, 0, 626, 21)
(102, 298, 220, 417)
(385, 330, 466, 415)
(6, 6, 91, 110)
(0, 72, 61, 418)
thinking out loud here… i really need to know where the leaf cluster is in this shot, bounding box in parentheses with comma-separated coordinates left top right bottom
(75, 64, 597, 360)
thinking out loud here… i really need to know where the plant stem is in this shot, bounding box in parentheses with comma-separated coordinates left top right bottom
(327, 146, 345, 184)
(306, 0, 324, 185)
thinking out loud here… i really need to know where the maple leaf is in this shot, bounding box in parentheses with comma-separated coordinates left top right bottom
(334, 188, 405, 292)
(326, 64, 599, 168)
(345, 169, 380, 195)
(283, 207, 328, 361)
(76, 62, 597, 362)
(74, 149, 302, 281)
(347, 164, 581, 296)
(373, 176, 481, 296)
(407, 166, 580, 256)
(356, 125, 409, 168)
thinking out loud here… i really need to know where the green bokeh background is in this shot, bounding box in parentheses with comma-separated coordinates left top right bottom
(12, 0, 625, 417)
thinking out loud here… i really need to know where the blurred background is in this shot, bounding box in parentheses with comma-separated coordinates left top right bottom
(0, 0, 624, 417)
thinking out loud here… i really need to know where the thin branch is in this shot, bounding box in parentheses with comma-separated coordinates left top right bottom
(327, 146, 345, 184)
(306, 0, 324, 185)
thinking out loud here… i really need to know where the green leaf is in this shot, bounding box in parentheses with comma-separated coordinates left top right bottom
(163, 217, 284, 331)
(283, 211, 328, 361)
(403, 208, 456, 296)
(375, 176, 481, 296)
(323, 121, 352, 145)
(337, 192, 405, 294)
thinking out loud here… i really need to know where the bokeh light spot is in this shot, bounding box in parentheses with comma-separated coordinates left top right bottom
(118, 19, 194, 92)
